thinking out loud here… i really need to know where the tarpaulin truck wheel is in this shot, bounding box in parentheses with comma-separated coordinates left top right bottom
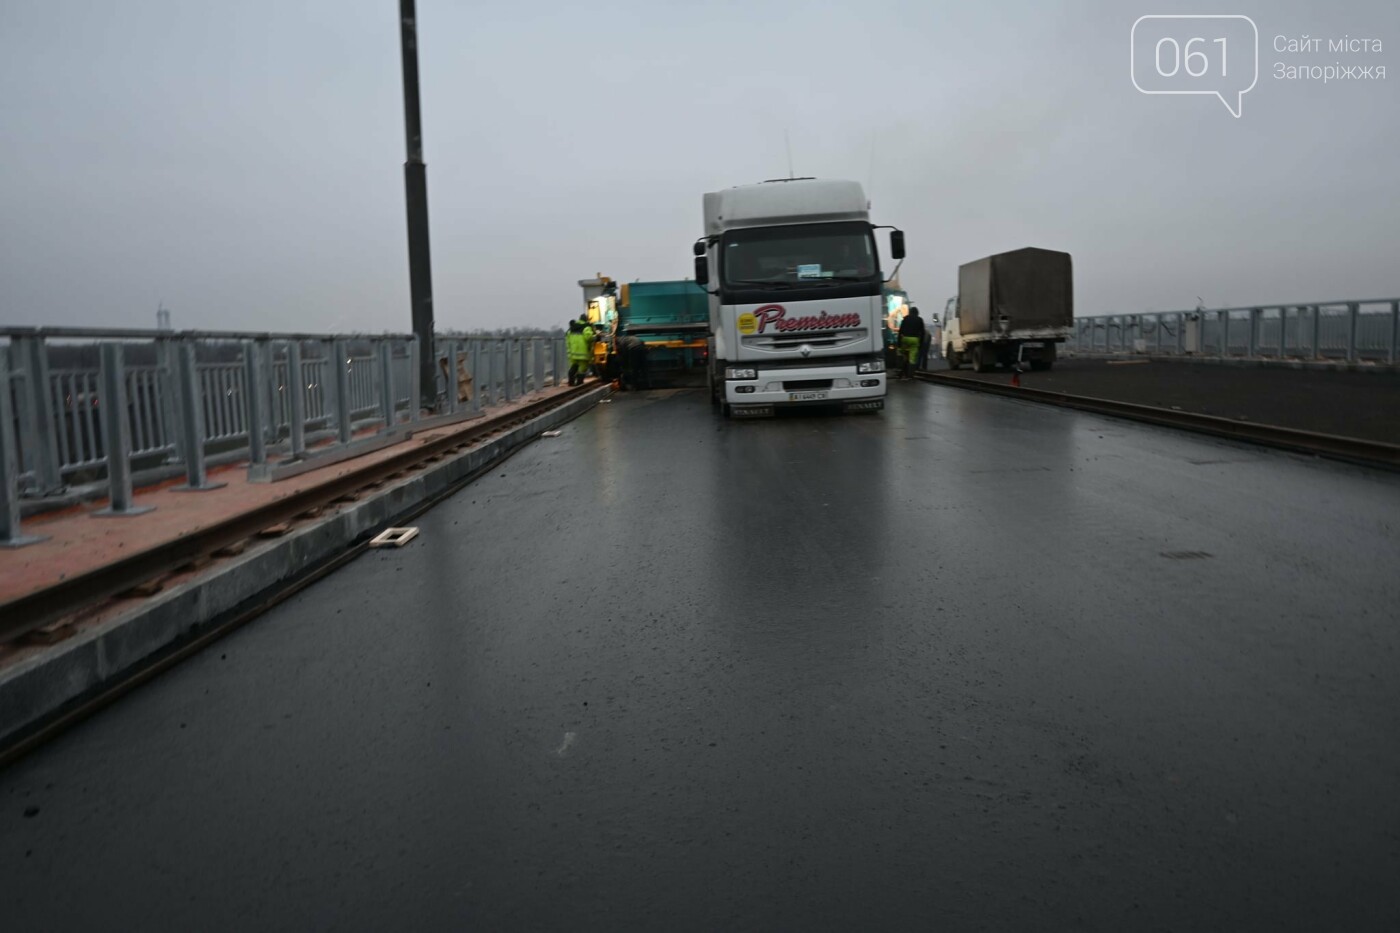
(973, 344, 994, 373)
(946, 346, 960, 369)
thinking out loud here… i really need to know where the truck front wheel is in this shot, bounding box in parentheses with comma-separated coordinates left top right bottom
(946, 346, 960, 370)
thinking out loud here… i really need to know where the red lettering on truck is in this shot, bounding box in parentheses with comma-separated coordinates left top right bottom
(751, 305, 862, 334)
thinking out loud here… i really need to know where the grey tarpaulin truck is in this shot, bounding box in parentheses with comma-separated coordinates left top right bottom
(943, 247, 1073, 372)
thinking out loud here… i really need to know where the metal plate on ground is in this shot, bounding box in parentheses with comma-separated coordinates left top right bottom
(369, 527, 420, 548)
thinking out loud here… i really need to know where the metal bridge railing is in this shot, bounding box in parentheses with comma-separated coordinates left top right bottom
(2, 328, 567, 546)
(1071, 299, 1400, 365)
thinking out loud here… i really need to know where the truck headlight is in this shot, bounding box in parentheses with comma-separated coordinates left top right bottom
(857, 358, 885, 374)
(724, 366, 757, 380)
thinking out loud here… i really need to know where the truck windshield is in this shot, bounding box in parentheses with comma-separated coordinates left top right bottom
(721, 222, 877, 288)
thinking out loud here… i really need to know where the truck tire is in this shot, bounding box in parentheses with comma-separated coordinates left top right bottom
(946, 346, 960, 370)
(1029, 343, 1056, 371)
(972, 344, 993, 373)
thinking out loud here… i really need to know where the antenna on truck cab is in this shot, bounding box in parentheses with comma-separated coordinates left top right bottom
(784, 130, 794, 180)
(868, 130, 877, 202)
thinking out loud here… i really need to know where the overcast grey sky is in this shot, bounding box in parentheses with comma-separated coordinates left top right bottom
(2, 0, 1397, 333)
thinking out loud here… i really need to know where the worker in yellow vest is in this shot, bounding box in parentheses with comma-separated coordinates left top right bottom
(897, 306, 926, 380)
(577, 314, 597, 377)
(566, 320, 592, 386)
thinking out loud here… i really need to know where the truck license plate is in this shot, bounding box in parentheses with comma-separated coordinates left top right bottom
(788, 391, 828, 402)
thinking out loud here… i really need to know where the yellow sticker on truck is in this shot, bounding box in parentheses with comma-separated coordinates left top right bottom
(737, 312, 758, 335)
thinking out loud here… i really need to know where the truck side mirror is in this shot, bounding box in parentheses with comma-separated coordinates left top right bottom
(693, 240, 707, 257)
(694, 255, 709, 286)
(890, 230, 905, 260)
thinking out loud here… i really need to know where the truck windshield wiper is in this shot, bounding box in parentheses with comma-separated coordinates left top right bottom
(727, 279, 800, 288)
(788, 277, 870, 288)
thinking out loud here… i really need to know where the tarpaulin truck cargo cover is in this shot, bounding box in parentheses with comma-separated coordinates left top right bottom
(957, 248, 1074, 335)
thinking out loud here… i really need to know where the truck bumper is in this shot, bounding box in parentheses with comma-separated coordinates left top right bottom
(725, 364, 885, 415)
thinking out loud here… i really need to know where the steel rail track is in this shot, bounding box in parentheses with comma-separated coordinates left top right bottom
(0, 383, 604, 644)
(916, 371, 1400, 472)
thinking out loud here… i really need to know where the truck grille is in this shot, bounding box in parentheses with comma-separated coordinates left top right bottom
(744, 328, 868, 351)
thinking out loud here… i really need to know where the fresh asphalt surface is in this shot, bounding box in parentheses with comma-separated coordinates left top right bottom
(929, 356, 1400, 444)
(3, 383, 1399, 931)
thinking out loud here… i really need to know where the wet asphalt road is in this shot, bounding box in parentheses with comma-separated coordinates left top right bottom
(3, 383, 1399, 931)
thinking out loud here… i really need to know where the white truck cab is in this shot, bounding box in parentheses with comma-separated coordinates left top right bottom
(693, 179, 903, 417)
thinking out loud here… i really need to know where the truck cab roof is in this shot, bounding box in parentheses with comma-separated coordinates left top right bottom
(703, 178, 870, 237)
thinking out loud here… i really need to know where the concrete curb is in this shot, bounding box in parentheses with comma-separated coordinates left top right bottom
(0, 385, 608, 748)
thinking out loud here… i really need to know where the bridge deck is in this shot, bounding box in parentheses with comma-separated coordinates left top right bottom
(3, 383, 1398, 931)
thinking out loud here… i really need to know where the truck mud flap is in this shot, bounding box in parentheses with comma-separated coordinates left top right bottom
(730, 405, 775, 418)
(843, 400, 884, 413)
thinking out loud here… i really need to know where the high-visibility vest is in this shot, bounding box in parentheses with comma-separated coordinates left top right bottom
(566, 331, 591, 361)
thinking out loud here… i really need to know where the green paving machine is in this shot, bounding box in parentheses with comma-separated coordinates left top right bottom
(612, 280, 709, 386)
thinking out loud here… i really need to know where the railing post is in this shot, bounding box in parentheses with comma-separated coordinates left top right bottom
(519, 338, 529, 395)
(17, 336, 64, 494)
(1, 352, 46, 547)
(409, 336, 422, 422)
(1279, 308, 1288, 358)
(1219, 310, 1229, 357)
(172, 340, 225, 492)
(244, 340, 268, 468)
(1248, 308, 1260, 358)
(378, 339, 397, 432)
(553, 337, 562, 385)
(94, 343, 153, 517)
(503, 340, 514, 403)
(1346, 302, 1359, 363)
(333, 339, 353, 443)
(155, 335, 182, 464)
(1390, 300, 1399, 365)
(287, 340, 306, 458)
(260, 339, 278, 447)
(1311, 305, 1322, 360)
(533, 338, 544, 393)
